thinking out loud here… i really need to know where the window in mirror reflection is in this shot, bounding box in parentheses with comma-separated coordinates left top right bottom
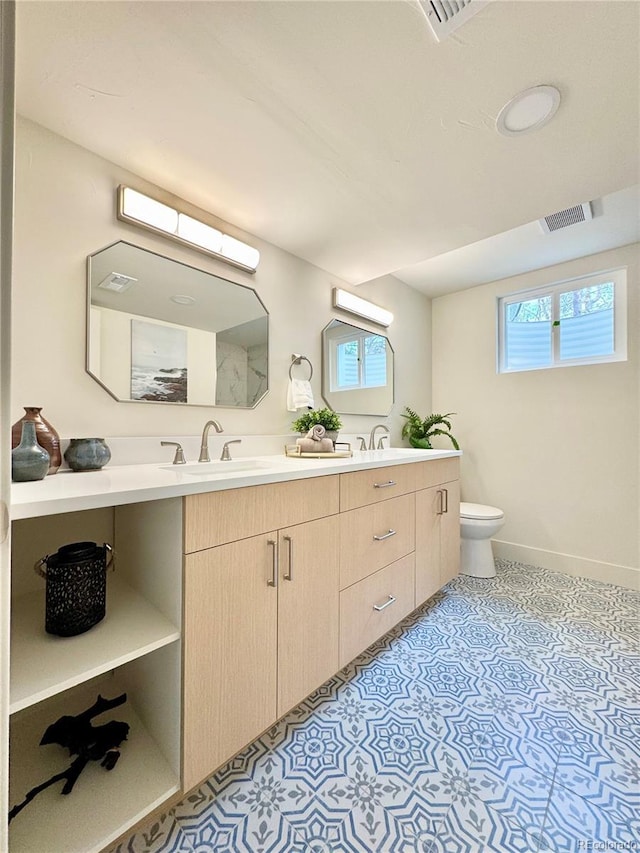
(321, 318, 394, 416)
(333, 330, 387, 391)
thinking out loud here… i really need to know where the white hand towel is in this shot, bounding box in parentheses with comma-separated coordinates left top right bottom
(287, 379, 315, 412)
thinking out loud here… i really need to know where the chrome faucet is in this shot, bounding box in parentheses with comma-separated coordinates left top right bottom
(199, 419, 224, 462)
(369, 424, 390, 450)
(220, 439, 241, 461)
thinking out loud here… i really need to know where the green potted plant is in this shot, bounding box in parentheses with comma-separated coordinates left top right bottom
(401, 407, 459, 450)
(292, 408, 343, 443)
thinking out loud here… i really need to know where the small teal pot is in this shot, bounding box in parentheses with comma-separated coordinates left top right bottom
(64, 438, 111, 472)
(12, 421, 50, 482)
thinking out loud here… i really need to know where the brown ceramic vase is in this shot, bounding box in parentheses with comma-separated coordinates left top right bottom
(11, 407, 61, 475)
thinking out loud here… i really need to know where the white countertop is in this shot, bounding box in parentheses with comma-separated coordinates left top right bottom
(11, 448, 461, 520)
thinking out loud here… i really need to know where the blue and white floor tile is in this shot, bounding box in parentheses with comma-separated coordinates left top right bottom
(112, 560, 640, 852)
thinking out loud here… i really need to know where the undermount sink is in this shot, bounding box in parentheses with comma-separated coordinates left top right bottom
(161, 460, 272, 476)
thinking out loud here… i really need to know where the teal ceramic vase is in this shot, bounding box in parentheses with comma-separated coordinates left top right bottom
(12, 421, 50, 482)
(64, 438, 111, 472)
(11, 407, 61, 474)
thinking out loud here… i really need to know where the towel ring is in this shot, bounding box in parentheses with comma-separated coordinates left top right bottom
(289, 354, 313, 380)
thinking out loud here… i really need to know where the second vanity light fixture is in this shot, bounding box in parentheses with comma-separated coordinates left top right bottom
(333, 287, 394, 327)
(117, 186, 260, 273)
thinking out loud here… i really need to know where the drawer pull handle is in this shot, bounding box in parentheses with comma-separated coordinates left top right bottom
(443, 488, 449, 514)
(374, 480, 396, 489)
(373, 529, 397, 542)
(373, 595, 397, 612)
(267, 539, 278, 587)
(283, 535, 293, 581)
(437, 489, 444, 515)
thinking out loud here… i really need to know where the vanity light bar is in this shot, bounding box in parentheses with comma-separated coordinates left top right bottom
(333, 287, 393, 327)
(117, 186, 260, 273)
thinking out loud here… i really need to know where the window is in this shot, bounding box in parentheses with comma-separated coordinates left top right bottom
(330, 329, 387, 391)
(498, 268, 627, 373)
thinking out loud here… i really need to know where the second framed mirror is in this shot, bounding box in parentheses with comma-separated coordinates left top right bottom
(321, 319, 394, 416)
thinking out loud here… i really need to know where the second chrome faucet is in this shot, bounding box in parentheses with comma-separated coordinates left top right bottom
(368, 424, 390, 450)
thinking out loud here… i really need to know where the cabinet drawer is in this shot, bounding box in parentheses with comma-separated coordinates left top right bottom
(340, 553, 415, 667)
(184, 475, 339, 552)
(340, 464, 417, 511)
(415, 457, 460, 490)
(339, 493, 415, 589)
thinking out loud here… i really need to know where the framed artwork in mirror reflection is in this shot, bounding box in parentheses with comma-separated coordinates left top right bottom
(130, 319, 188, 403)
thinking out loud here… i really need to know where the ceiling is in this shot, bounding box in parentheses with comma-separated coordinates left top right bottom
(90, 241, 267, 332)
(15, 0, 640, 296)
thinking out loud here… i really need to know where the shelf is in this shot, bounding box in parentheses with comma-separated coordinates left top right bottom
(10, 576, 180, 714)
(9, 678, 180, 853)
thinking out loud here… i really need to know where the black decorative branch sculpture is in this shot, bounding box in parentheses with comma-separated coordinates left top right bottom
(9, 693, 130, 823)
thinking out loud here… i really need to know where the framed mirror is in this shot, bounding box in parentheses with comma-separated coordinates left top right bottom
(321, 319, 394, 415)
(87, 241, 269, 407)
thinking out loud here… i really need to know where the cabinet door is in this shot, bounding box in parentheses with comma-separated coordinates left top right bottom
(183, 534, 278, 791)
(277, 516, 339, 717)
(415, 487, 441, 605)
(440, 479, 460, 585)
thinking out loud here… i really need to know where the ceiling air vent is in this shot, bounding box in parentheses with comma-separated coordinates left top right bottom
(539, 202, 593, 234)
(418, 0, 491, 42)
(97, 272, 138, 293)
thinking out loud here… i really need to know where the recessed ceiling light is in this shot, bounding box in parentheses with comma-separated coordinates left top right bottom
(170, 294, 196, 305)
(496, 85, 561, 137)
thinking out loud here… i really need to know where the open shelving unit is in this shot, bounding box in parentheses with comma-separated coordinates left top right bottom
(10, 576, 180, 714)
(8, 499, 184, 853)
(9, 665, 180, 853)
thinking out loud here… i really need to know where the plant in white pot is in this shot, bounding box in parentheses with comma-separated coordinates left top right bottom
(291, 408, 343, 444)
(401, 407, 460, 450)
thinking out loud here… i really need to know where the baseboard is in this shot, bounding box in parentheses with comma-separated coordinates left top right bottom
(492, 540, 640, 592)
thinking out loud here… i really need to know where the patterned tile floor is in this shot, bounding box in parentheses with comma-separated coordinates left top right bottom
(114, 560, 640, 853)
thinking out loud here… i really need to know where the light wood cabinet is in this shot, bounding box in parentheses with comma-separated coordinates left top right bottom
(415, 457, 459, 491)
(336, 458, 459, 672)
(183, 534, 278, 792)
(277, 516, 339, 716)
(415, 476, 460, 605)
(440, 479, 461, 585)
(6, 455, 461, 851)
(415, 487, 443, 603)
(184, 476, 339, 552)
(182, 493, 339, 791)
(340, 554, 415, 667)
(339, 494, 415, 589)
(340, 464, 417, 511)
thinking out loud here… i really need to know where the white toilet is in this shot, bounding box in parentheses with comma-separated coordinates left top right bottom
(459, 502, 504, 578)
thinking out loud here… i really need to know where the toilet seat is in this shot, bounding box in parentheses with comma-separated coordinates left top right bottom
(460, 502, 504, 521)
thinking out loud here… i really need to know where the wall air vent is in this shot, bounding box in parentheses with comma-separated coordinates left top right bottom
(539, 202, 593, 234)
(418, 0, 491, 42)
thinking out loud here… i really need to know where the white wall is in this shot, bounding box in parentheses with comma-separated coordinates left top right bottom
(12, 118, 431, 444)
(91, 306, 216, 405)
(432, 244, 639, 588)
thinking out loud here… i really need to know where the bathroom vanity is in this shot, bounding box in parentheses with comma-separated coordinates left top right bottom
(6, 448, 459, 853)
